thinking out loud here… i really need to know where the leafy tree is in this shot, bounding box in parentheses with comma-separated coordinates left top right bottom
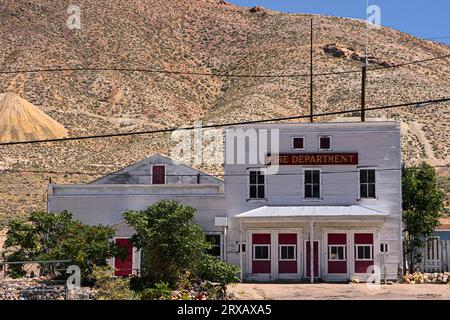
(402, 163, 445, 272)
(123, 200, 210, 286)
(4, 211, 122, 279)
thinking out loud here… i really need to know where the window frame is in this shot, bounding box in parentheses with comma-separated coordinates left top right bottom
(319, 136, 332, 150)
(355, 244, 373, 261)
(278, 244, 297, 261)
(328, 244, 346, 261)
(379, 243, 388, 254)
(358, 168, 377, 199)
(150, 164, 167, 185)
(291, 136, 305, 150)
(303, 168, 322, 200)
(247, 168, 267, 201)
(252, 244, 271, 261)
(205, 233, 222, 259)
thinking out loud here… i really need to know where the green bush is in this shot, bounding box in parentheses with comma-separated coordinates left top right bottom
(92, 266, 136, 300)
(141, 281, 172, 300)
(194, 255, 240, 291)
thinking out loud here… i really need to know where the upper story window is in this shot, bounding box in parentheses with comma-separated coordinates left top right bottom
(319, 136, 331, 150)
(304, 169, 321, 199)
(248, 169, 265, 200)
(152, 165, 166, 184)
(292, 137, 304, 150)
(360, 169, 376, 198)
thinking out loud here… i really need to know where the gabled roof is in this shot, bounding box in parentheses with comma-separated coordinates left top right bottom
(90, 154, 223, 184)
(236, 205, 388, 219)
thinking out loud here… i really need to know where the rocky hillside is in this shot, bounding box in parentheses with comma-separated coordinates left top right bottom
(0, 0, 449, 223)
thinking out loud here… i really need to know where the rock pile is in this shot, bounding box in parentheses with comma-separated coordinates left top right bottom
(0, 278, 66, 300)
(402, 272, 450, 284)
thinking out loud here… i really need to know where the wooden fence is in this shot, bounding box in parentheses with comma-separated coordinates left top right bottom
(417, 239, 450, 273)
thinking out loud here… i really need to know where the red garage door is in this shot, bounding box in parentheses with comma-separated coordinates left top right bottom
(354, 233, 374, 273)
(327, 233, 347, 274)
(115, 238, 133, 276)
(278, 234, 297, 274)
(252, 234, 271, 274)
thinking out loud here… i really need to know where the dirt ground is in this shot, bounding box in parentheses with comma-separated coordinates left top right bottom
(228, 283, 450, 300)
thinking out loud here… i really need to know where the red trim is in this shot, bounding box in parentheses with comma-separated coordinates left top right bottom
(278, 233, 297, 245)
(152, 165, 165, 184)
(252, 234, 271, 274)
(306, 241, 319, 277)
(114, 239, 133, 276)
(327, 233, 347, 274)
(354, 233, 373, 244)
(253, 233, 271, 244)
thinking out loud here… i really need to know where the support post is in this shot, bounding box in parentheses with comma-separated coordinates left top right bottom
(309, 18, 314, 123)
(239, 222, 243, 281)
(361, 65, 367, 122)
(310, 221, 314, 283)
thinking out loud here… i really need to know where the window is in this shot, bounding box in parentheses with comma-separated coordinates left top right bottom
(279, 245, 296, 261)
(237, 242, 246, 253)
(206, 234, 221, 258)
(152, 165, 165, 184)
(253, 245, 270, 260)
(249, 169, 265, 200)
(360, 169, 376, 198)
(319, 136, 331, 150)
(328, 245, 346, 261)
(292, 137, 304, 150)
(380, 243, 388, 254)
(304, 170, 320, 199)
(355, 245, 373, 260)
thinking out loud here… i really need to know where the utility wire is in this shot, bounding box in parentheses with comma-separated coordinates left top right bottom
(0, 97, 449, 147)
(0, 165, 448, 179)
(0, 54, 448, 78)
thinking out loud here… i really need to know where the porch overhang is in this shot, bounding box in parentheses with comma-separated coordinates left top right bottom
(235, 205, 389, 222)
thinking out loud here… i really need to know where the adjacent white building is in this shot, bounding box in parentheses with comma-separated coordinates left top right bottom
(48, 121, 402, 282)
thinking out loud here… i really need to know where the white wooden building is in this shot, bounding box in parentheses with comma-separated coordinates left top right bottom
(48, 121, 402, 282)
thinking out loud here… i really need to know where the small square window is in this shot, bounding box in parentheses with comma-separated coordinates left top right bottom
(253, 245, 270, 260)
(380, 243, 388, 253)
(279, 245, 296, 260)
(319, 136, 331, 150)
(292, 137, 304, 149)
(355, 245, 373, 260)
(328, 245, 346, 260)
(237, 242, 246, 253)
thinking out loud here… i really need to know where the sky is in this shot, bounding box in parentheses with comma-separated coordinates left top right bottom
(228, 0, 450, 45)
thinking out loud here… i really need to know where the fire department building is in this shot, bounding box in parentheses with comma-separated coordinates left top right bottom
(48, 121, 402, 282)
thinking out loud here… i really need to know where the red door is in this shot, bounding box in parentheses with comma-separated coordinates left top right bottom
(278, 234, 297, 274)
(152, 165, 165, 184)
(115, 239, 133, 276)
(328, 233, 347, 274)
(306, 241, 319, 277)
(252, 234, 271, 274)
(354, 233, 374, 273)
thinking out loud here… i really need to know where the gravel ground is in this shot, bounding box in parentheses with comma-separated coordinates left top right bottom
(228, 283, 450, 300)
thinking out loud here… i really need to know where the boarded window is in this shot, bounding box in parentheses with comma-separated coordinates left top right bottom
(292, 137, 304, 149)
(152, 165, 165, 184)
(319, 136, 331, 150)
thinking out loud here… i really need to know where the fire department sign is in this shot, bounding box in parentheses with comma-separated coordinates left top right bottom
(267, 153, 358, 165)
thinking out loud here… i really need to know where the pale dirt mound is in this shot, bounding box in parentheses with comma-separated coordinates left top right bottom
(0, 93, 68, 143)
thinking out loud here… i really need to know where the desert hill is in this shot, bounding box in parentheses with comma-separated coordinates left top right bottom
(0, 0, 448, 223)
(0, 93, 68, 143)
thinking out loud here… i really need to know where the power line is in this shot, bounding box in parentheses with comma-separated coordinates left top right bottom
(0, 97, 449, 147)
(1, 165, 448, 179)
(0, 54, 448, 78)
